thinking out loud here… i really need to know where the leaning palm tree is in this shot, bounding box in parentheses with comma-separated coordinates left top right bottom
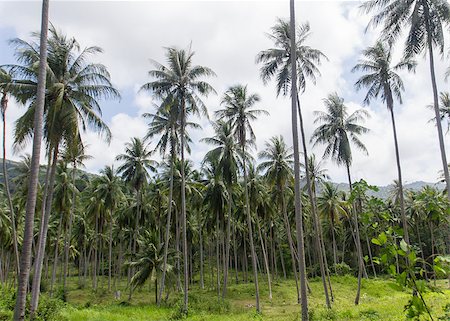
(0, 68, 20, 277)
(311, 92, 369, 305)
(13, 2, 49, 319)
(361, 0, 450, 202)
(352, 40, 416, 245)
(202, 120, 239, 298)
(215, 84, 267, 312)
(141, 46, 215, 312)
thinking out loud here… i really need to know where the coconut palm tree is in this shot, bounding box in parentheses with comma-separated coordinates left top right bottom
(13, 2, 49, 318)
(202, 120, 239, 298)
(352, 40, 416, 244)
(215, 84, 267, 312)
(361, 0, 450, 202)
(311, 92, 369, 305)
(141, 46, 215, 312)
(116, 137, 157, 299)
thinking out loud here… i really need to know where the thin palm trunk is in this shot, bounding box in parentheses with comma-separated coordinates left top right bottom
(233, 221, 239, 284)
(222, 185, 232, 298)
(30, 144, 59, 316)
(289, 2, 309, 318)
(108, 210, 113, 292)
(256, 218, 272, 300)
(216, 210, 221, 298)
(158, 157, 174, 304)
(297, 95, 331, 308)
(13, 1, 49, 319)
(63, 164, 77, 292)
(242, 148, 260, 312)
(50, 214, 63, 296)
(199, 227, 204, 289)
(180, 100, 189, 313)
(1, 97, 20, 277)
(423, 8, 450, 203)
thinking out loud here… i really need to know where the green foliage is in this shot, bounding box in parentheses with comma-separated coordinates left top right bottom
(333, 262, 352, 276)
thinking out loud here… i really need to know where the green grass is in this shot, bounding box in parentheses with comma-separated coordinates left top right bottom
(56, 274, 450, 320)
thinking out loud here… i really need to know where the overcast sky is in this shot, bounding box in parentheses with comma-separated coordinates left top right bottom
(0, 0, 449, 185)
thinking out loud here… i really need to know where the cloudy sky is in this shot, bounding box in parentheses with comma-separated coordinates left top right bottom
(0, 0, 448, 185)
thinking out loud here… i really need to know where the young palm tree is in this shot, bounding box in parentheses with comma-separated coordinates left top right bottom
(141, 46, 215, 312)
(311, 92, 369, 305)
(352, 40, 416, 244)
(215, 84, 267, 312)
(202, 120, 239, 298)
(13, 2, 49, 318)
(362, 0, 450, 201)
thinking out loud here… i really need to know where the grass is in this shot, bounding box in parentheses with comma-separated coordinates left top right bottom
(55, 274, 450, 320)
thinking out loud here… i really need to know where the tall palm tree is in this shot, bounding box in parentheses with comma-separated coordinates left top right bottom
(311, 92, 369, 305)
(0, 68, 20, 277)
(116, 137, 157, 299)
(202, 120, 239, 298)
(362, 0, 450, 202)
(215, 84, 267, 312)
(13, 2, 49, 319)
(352, 40, 416, 244)
(142, 98, 200, 304)
(141, 46, 215, 312)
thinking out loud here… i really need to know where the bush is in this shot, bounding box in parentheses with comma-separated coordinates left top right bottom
(333, 262, 352, 276)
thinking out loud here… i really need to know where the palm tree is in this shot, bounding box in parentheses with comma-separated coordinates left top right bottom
(95, 165, 124, 291)
(13, 2, 49, 318)
(116, 137, 157, 299)
(215, 84, 267, 312)
(258, 136, 300, 302)
(142, 98, 200, 304)
(352, 40, 416, 245)
(361, 0, 450, 202)
(311, 92, 369, 305)
(0, 68, 20, 277)
(202, 120, 239, 298)
(141, 46, 215, 312)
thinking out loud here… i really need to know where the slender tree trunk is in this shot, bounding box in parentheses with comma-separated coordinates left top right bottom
(233, 221, 239, 284)
(13, 2, 49, 319)
(1, 98, 20, 277)
(199, 227, 204, 289)
(331, 222, 337, 268)
(365, 235, 376, 277)
(297, 95, 330, 308)
(94, 211, 99, 290)
(180, 99, 189, 313)
(243, 234, 248, 283)
(30, 144, 59, 316)
(50, 215, 63, 296)
(346, 165, 364, 305)
(256, 218, 272, 300)
(222, 185, 232, 297)
(63, 164, 77, 292)
(388, 105, 409, 244)
(108, 210, 113, 292)
(279, 241, 287, 279)
(241, 146, 260, 312)
(216, 211, 221, 298)
(289, 2, 309, 318)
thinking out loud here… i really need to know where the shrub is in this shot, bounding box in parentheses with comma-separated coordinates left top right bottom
(333, 262, 352, 276)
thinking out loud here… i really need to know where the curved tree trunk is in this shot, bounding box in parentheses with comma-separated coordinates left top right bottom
(30, 144, 59, 316)
(158, 156, 174, 304)
(13, 1, 49, 319)
(289, 2, 309, 318)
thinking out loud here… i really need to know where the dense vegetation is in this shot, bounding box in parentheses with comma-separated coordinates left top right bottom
(0, 0, 449, 320)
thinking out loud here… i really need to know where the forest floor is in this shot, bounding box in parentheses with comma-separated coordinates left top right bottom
(56, 275, 450, 321)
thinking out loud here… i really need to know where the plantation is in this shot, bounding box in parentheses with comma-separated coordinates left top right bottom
(0, 0, 450, 320)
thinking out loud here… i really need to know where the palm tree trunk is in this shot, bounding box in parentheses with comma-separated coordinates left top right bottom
(242, 146, 260, 312)
(346, 164, 364, 305)
(63, 164, 77, 292)
(199, 227, 204, 289)
(222, 185, 232, 297)
(108, 210, 113, 292)
(289, 2, 309, 318)
(13, 2, 49, 319)
(158, 157, 174, 304)
(256, 218, 272, 300)
(1, 98, 20, 277)
(180, 99, 189, 313)
(30, 144, 59, 316)
(233, 221, 239, 284)
(388, 106, 409, 244)
(297, 94, 331, 308)
(216, 210, 221, 298)
(50, 214, 63, 296)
